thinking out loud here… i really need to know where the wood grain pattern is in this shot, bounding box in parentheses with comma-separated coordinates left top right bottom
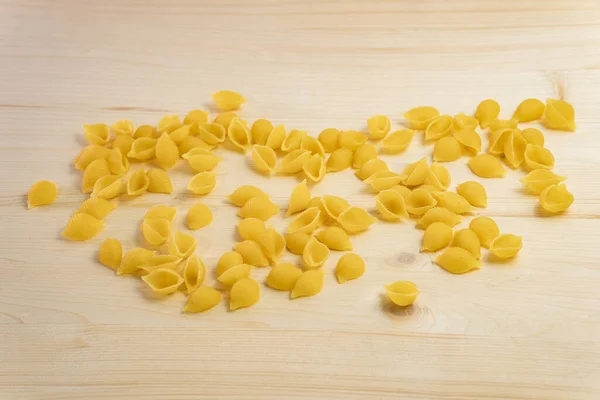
(1, 0, 600, 399)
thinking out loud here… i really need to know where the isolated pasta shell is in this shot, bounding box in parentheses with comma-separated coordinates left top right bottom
(335, 253, 365, 283)
(142, 268, 183, 295)
(456, 181, 487, 207)
(146, 168, 173, 194)
(98, 238, 122, 270)
(433, 136, 462, 162)
(452, 113, 479, 131)
(291, 269, 324, 299)
(213, 111, 239, 130)
(212, 90, 246, 111)
(421, 222, 453, 252)
(62, 213, 104, 241)
(193, 122, 226, 145)
(539, 183, 574, 213)
(234, 240, 269, 267)
(366, 114, 390, 140)
(315, 226, 353, 251)
(77, 198, 116, 219)
(126, 169, 150, 196)
(317, 128, 340, 153)
(327, 148, 353, 172)
(184, 109, 209, 125)
(468, 154, 506, 178)
(375, 189, 408, 221)
(168, 231, 197, 259)
(452, 229, 481, 259)
(27, 180, 58, 208)
(287, 207, 322, 235)
(251, 145, 277, 175)
(469, 216, 500, 248)
(182, 148, 222, 172)
(277, 149, 311, 175)
(82, 159, 111, 193)
(117, 247, 155, 276)
(403, 106, 440, 130)
(338, 207, 377, 234)
(187, 172, 216, 195)
(352, 144, 377, 169)
(436, 247, 481, 274)
(405, 188, 438, 216)
(355, 158, 389, 181)
(237, 195, 279, 221)
(145, 205, 176, 221)
(303, 237, 330, 268)
(524, 144, 555, 170)
(187, 203, 213, 230)
(384, 281, 419, 306)
(338, 130, 368, 151)
(503, 130, 528, 169)
(425, 162, 451, 190)
(475, 99, 500, 128)
(74, 145, 109, 171)
(157, 114, 181, 134)
(106, 147, 130, 175)
(433, 192, 474, 214)
(134, 124, 156, 139)
(453, 128, 481, 153)
(250, 119, 273, 145)
(519, 169, 566, 194)
(141, 218, 171, 246)
(285, 232, 312, 255)
(281, 129, 306, 152)
(139, 255, 182, 273)
(425, 115, 453, 141)
(184, 286, 222, 313)
(227, 117, 251, 152)
(169, 125, 190, 145)
(401, 158, 429, 186)
(521, 128, 545, 147)
(91, 175, 122, 200)
(303, 154, 326, 182)
(216, 251, 244, 277)
(380, 129, 414, 153)
(544, 98, 575, 131)
(217, 263, 251, 286)
(230, 277, 260, 310)
(416, 207, 461, 229)
(365, 171, 403, 193)
(287, 179, 311, 216)
(228, 185, 268, 207)
(128, 137, 157, 161)
(84, 123, 110, 145)
(490, 234, 523, 259)
(266, 262, 303, 291)
(513, 98, 545, 122)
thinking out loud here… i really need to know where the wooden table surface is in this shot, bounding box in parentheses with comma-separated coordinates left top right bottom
(2, 1, 600, 399)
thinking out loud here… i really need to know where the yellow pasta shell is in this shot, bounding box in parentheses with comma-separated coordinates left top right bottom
(433, 192, 474, 214)
(544, 98, 575, 131)
(416, 207, 461, 229)
(456, 181, 487, 208)
(141, 218, 171, 246)
(539, 183, 574, 213)
(338, 130, 368, 151)
(188, 172, 216, 195)
(227, 117, 251, 152)
(488, 118, 518, 132)
(111, 136, 136, 163)
(453, 113, 479, 131)
(452, 229, 481, 259)
(251, 145, 277, 175)
(77, 198, 116, 220)
(82, 159, 111, 193)
(111, 119, 134, 136)
(405, 188, 437, 216)
(503, 130, 528, 169)
(157, 114, 181, 134)
(126, 169, 150, 196)
(521, 128, 545, 147)
(106, 147, 130, 175)
(291, 269, 324, 299)
(267, 262, 303, 291)
(230, 277, 260, 310)
(303, 154, 326, 182)
(184, 286, 222, 313)
(519, 169, 566, 194)
(146, 168, 173, 194)
(237, 217, 268, 242)
(213, 111, 239, 130)
(490, 234, 523, 259)
(285, 232, 313, 255)
(263, 226, 285, 265)
(187, 203, 213, 230)
(287, 179, 311, 216)
(352, 143, 377, 169)
(301, 135, 326, 157)
(327, 148, 353, 173)
(237, 195, 279, 221)
(234, 240, 269, 267)
(303, 237, 330, 268)
(182, 148, 222, 172)
(384, 281, 419, 306)
(264, 124, 286, 150)
(168, 231, 197, 259)
(27, 180, 58, 208)
(469, 216, 500, 249)
(365, 171, 403, 193)
(98, 238, 123, 270)
(211, 90, 246, 111)
(338, 207, 377, 234)
(178, 135, 213, 154)
(488, 128, 512, 156)
(475, 99, 500, 128)
(318, 128, 340, 153)
(91, 175, 122, 200)
(168, 124, 190, 145)
(433, 136, 462, 162)
(117, 247, 155, 276)
(421, 222, 453, 252)
(390, 185, 411, 198)
(184, 109, 209, 125)
(401, 158, 429, 187)
(468, 154, 506, 178)
(403, 106, 440, 130)
(74, 145, 109, 171)
(513, 98, 545, 122)
(375, 189, 409, 221)
(335, 253, 365, 283)
(367, 114, 390, 140)
(425, 115, 453, 141)
(193, 122, 226, 145)
(277, 149, 311, 174)
(228, 185, 268, 207)
(281, 129, 306, 152)
(453, 128, 481, 153)
(62, 213, 104, 241)
(355, 158, 389, 181)
(128, 137, 157, 161)
(308, 196, 330, 225)
(380, 129, 414, 154)
(216, 251, 244, 277)
(315, 226, 353, 251)
(142, 268, 183, 295)
(287, 207, 322, 235)
(524, 144, 555, 170)
(154, 132, 179, 170)
(83, 123, 110, 145)
(133, 124, 156, 139)
(217, 263, 252, 286)
(436, 247, 481, 274)
(139, 255, 182, 273)
(250, 118, 274, 145)
(145, 205, 176, 221)
(425, 163, 451, 190)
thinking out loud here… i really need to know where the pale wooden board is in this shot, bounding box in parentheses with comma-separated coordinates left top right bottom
(1, 0, 600, 399)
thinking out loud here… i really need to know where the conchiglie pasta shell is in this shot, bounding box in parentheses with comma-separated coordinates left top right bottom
(400, 158, 429, 187)
(178, 135, 214, 155)
(355, 158, 389, 181)
(141, 218, 171, 246)
(27, 180, 58, 208)
(112, 135, 135, 157)
(168, 125, 190, 145)
(265, 124, 286, 150)
(433, 192, 474, 214)
(539, 183, 574, 213)
(365, 171, 403, 193)
(77, 198, 116, 220)
(301, 135, 326, 157)
(227, 117, 251, 152)
(380, 129, 414, 154)
(106, 147, 130, 175)
(217, 263, 251, 286)
(453, 128, 481, 153)
(390, 185, 411, 198)
(266, 262, 303, 291)
(524, 144, 555, 170)
(82, 159, 111, 193)
(182, 148, 222, 172)
(91, 175, 122, 200)
(302, 237, 329, 268)
(230, 277, 260, 310)
(187, 203, 213, 230)
(263, 225, 285, 265)
(126, 169, 150, 196)
(322, 195, 350, 220)
(315, 226, 353, 251)
(338, 207, 377, 233)
(425, 162, 451, 190)
(384, 281, 419, 306)
(168, 231, 197, 259)
(489, 234, 523, 259)
(146, 168, 173, 194)
(145, 205, 177, 221)
(291, 269, 324, 299)
(139, 255, 182, 273)
(453, 113, 479, 131)
(287, 179, 311, 216)
(74, 145, 109, 171)
(318, 128, 340, 153)
(405, 188, 437, 216)
(375, 189, 408, 221)
(184, 286, 222, 313)
(488, 128, 512, 155)
(234, 240, 269, 267)
(452, 229, 481, 259)
(303, 154, 326, 182)
(251, 119, 273, 145)
(251, 145, 277, 175)
(193, 122, 226, 145)
(184, 109, 209, 125)
(521, 128, 545, 147)
(117, 247, 155, 276)
(336, 253, 365, 283)
(237, 217, 268, 242)
(128, 137, 157, 161)
(211, 90, 246, 111)
(475, 99, 500, 128)
(436, 247, 481, 274)
(62, 213, 104, 241)
(469, 216, 499, 248)
(421, 222, 453, 252)
(403, 106, 440, 130)
(98, 238, 122, 270)
(285, 232, 313, 255)
(281, 129, 306, 152)
(513, 98, 545, 122)
(425, 115, 453, 141)
(468, 154, 506, 178)
(213, 111, 239, 130)
(154, 132, 179, 170)
(338, 130, 368, 151)
(134, 124, 156, 139)
(433, 136, 462, 162)
(286, 207, 322, 235)
(352, 144, 377, 169)
(327, 148, 353, 173)
(188, 172, 216, 195)
(237, 195, 279, 221)
(157, 114, 181, 134)
(228, 185, 268, 207)
(503, 130, 528, 169)
(487, 118, 518, 132)
(83, 123, 110, 145)
(367, 114, 390, 140)
(216, 251, 243, 277)
(277, 149, 311, 175)
(544, 98, 575, 131)
(416, 207, 461, 229)
(456, 181, 487, 207)
(519, 169, 566, 194)
(142, 268, 183, 295)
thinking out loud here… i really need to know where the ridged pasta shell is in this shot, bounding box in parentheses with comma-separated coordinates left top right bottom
(27, 180, 58, 208)
(188, 172, 216, 195)
(184, 286, 222, 313)
(251, 145, 277, 175)
(146, 168, 173, 194)
(384, 281, 419, 306)
(230, 277, 260, 310)
(469, 216, 500, 249)
(421, 222, 453, 252)
(62, 213, 104, 241)
(380, 129, 414, 154)
(211, 90, 246, 111)
(291, 269, 324, 299)
(490, 234, 523, 259)
(338, 207, 377, 233)
(375, 189, 408, 221)
(142, 268, 183, 295)
(267, 262, 303, 291)
(436, 247, 481, 274)
(539, 183, 574, 213)
(335, 253, 365, 283)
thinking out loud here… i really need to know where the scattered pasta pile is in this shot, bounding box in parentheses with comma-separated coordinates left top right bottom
(27, 90, 576, 313)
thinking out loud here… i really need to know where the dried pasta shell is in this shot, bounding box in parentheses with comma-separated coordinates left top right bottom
(145, 205, 176, 221)
(301, 135, 326, 157)
(375, 189, 408, 221)
(179, 135, 214, 154)
(282, 231, 310, 255)
(168, 231, 197, 259)
(142, 268, 183, 295)
(338, 207, 377, 234)
(27, 180, 57, 208)
(154, 132, 179, 170)
(117, 247, 155, 276)
(416, 207, 461, 229)
(157, 114, 181, 134)
(540, 183, 574, 213)
(544, 98, 575, 131)
(318, 128, 340, 153)
(184, 286, 222, 313)
(228, 185, 268, 207)
(366, 171, 403, 193)
(250, 118, 273, 145)
(128, 137, 157, 161)
(355, 158, 389, 181)
(453, 128, 481, 153)
(451, 228, 481, 259)
(401, 158, 429, 187)
(106, 147, 130, 175)
(263, 226, 285, 265)
(212, 90, 246, 111)
(237, 217, 268, 243)
(425, 115, 453, 141)
(98, 238, 122, 270)
(281, 129, 306, 152)
(141, 218, 171, 246)
(513, 98, 544, 122)
(213, 111, 239, 130)
(277, 149, 311, 175)
(287, 180, 311, 216)
(188, 172, 216, 195)
(469, 216, 499, 248)
(267, 262, 302, 291)
(62, 213, 104, 241)
(433, 192, 474, 214)
(521, 128, 545, 147)
(265, 124, 286, 150)
(426, 162, 451, 190)
(84, 123, 110, 145)
(146, 168, 173, 194)
(227, 117, 251, 152)
(139, 255, 182, 273)
(468, 154, 506, 178)
(187, 203, 213, 230)
(126, 169, 149, 196)
(380, 129, 414, 154)
(315, 226, 353, 251)
(475, 99, 500, 128)
(488, 118, 518, 132)
(403, 106, 440, 130)
(322, 195, 351, 220)
(307, 197, 329, 225)
(405, 189, 437, 216)
(287, 207, 322, 235)
(217, 263, 251, 286)
(436, 247, 481, 274)
(216, 251, 243, 277)
(421, 222, 453, 252)
(193, 122, 226, 145)
(433, 136, 462, 162)
(327, 148, 353, 172)
(490, 234, 522, 259)
(291, 269, 324, 299)
(384, 281, 419, 306)
(488, 128, 512, 156)
(168, 125, 190, 145)
(82, 159, 111, 193)
(419, 185, 443, 195)
(230, 277, 260, 311)
(338, 130, 368, 151)
(456, 181, 487, 208)
(74, 145, 109, 171)
(238, 195, 279, 221)
(353, 144, 377, 169)
(251, 145, 277, 175)
(453, 113, 479, 131)
(336, 253, 365, 283)
(134, 124, 156, 139)
(234, 240, 269, 267)
(366, 114, 390, 140)
(390, 185, 411, 198)
(519, 169, 566, 194)
(303, 154, 326, 182)
(524, 144, 555, 170)
(503, 130, 528, 169)
(109, 119, 133, 136)
(77, 198, 116, 219)
(303, 237, 329, 268)
(91, 175, 122, 200)
(184, 109, 209, 125)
